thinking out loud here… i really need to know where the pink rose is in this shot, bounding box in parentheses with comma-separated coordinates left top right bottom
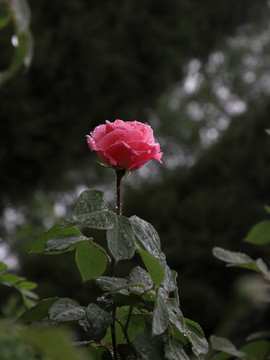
(86, 119, 162, 171)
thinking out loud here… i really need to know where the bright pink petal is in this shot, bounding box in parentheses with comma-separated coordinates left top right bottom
(97, 129, 142, 150)
(129, 146, 163, 170)
(91, 124, 107, 142)
(86, 135, 98, 151)
(103, 141, 133, 169)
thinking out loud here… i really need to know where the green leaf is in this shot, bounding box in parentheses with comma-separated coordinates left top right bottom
(241, 340, 270, 360)
(80, 303, 113, 342)
(210, 352, 233, 360)
(133, 331, 165, 360)
(75, 241, 107, 282)
(244, 220, 270, 245)
(127, 313, 147, 341)
(88, 346, 108, 360)
(75, 190, 108, 214)
(16, 281, 38, 290)
(264, 205, 270, 215)
(96, 267, 156, 296)
(31, 224, 82, 253)
(107, 215, 135, 263)
(167, 298, 185, 334)
(213, 247, 253, 264)
(20, 327, 87, 360)
(0, 273, 22, 285)
(72, 190, 116, 229)
(128, 266, 153, 292)
(159, 253, 177, 292)
(164, 338, 189, 360)
(45, 235, 89, 252)
(96, 276, 129, 293)
(20, 288, 39, 300)
(18, 297, 59, 323)
(246, 330, 270, 341)
(0, 2, 11, 29)
(0, 261, 7, 272)
(255, 258, 270, 281)
(137, 249, 165, 286)
(152, 288, 169, 336)
(213, 247, 270, 280)
(185, 318, 209, 356)
(49, 298, 85, 322)
(22, 295, 37, 310)
(210, 335, 246, 358)
(171, 325, 189, 346)
(130, 215, 161, 257)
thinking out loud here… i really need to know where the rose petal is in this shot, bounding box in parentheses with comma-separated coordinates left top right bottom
(127, 140, 159, 154)
(103, 141, 133, 169)
(86, 135, 98, 151)
(97, 129, 143, 150)
(97, 150, 114, 166)
(129, 145, 162, 170)
(91, 124, 107, 142)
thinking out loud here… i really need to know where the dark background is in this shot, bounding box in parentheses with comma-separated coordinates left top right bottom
(1, 0, 270, 344)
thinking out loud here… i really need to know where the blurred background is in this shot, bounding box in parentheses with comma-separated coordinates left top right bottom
(1, 0, 270, 346)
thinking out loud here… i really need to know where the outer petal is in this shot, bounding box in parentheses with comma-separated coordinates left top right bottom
(97, 129, 143, 150)
(103, 141, 133, 169)
(129, 144, 163, 170)
(91, 124, 107, 142)
(133, 122, 155, 145)
(86, 135, 98, 151)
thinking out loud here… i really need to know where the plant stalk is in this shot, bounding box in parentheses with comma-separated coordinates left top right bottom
(116, 169, 126, 216)
(110, 169, 126, 359)
(111, 304, 119, 360)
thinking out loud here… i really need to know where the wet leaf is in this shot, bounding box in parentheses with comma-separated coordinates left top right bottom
(49, 298, 86, 322)
(75, 241, 107, 282)
(107, 215, 135, 262)
(137, 249, 165, 286)
(130, 216, 161, 257)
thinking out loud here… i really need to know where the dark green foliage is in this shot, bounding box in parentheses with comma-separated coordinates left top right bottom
(0, 261, 38, 310)
(80, 303, 113, 342)
(18, 189, 209, 359)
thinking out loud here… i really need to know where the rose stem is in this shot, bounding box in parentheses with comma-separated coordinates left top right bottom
(116, 169, 126, 216)
(111, 169, 126, 359)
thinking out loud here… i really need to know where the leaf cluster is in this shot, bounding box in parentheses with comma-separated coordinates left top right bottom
(0, 260, 38, 310)
(22, 189, 209, 359)
(210, 207, 270, 359)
